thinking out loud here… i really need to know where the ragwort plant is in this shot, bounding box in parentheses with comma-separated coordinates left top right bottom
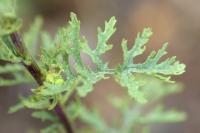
(0, 0, 186, 133)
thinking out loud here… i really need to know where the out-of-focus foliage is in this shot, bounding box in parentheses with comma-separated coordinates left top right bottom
(66, 77, 186, 133)
(0, 64, 32, 86)
(0, 0, 22, 35)
(0, 0, 186, 133)
(23, 16, 43, 58)
(0, 36, 22, 63)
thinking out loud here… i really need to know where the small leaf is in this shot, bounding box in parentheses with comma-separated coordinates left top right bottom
(122, 28, 153, 67)
(77, 68, 104, 97)
(0, 0, 16, 16)
(23, 16, 43, 57)
(0, 64, 23, 74)
(77, 103, 108, 132)
(82, 17, 116, 70)
(0, 16, 22, 35)
(0, 64, 32, 87)
(96, 16, 116, 55)
(8, 102, 24, 113)
(32, 111, 58, 122)
(41, 124, 64, 133)
(21, 96, 50, 110)
(139, 105, 186, 124)
(116, 73, 147, 103)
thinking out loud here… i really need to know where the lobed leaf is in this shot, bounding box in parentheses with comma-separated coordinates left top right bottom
(122, 28, 153, 67)
(82, 17, 116, 70)
(117, 28, 185, 103)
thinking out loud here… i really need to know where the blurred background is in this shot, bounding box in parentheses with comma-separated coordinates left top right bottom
(0, 0, 199, 132)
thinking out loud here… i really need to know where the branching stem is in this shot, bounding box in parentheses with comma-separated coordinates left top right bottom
(10, 32, 74, 133)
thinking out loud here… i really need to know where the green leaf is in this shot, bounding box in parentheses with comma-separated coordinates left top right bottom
(21, 96, 50, 110)
(82, 17, 116, 70)
(41, 124, 64, 133)
(54, 12, 111, 97)
(41, 31, 54, 51)
(0, 64, 23, 74)
(141, 76, 183, 102)
(0, 0, 16, 16)
(139, 105, 186, 124)
(0, 64, 32, 87)
(0, 0, 22, 35)
(108, 95, 130, 113)
(62, 12, 83, 68)
(75, 16, 116, 96)
(130, 43, 186, 76)
(77, 78, 93, 97)
(32, 111, 58, 122)
(116, 28, 186, 103)
(23, 16, 43, 57)
(8, 102, 24, 113)
(33, 82, 67, 97)
(0, 36, 22, 62)
(96, 17, 116, 55)
(120, 28, 185, 76)
(116, 73, 147, 103)
(77, 103, 108, 132)
(122, 28, 153, 67)
(0, 77, 30, 87)
(77, 68, 104, 97)
(32, 72, 65, 96)
(0, 15, 22, 35)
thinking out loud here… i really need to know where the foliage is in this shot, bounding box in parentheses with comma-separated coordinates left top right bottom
(66, 77, 186, 133)
(0, 64, 32, 86)
(0, 0, 22, 35)
(0, 0, 186, 133)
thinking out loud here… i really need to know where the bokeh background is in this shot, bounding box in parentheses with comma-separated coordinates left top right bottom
(0, 0, 199, 132)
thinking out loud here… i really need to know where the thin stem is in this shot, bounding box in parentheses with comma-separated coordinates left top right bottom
(10, 32, 74, 133)
(55, 105, 74, 133)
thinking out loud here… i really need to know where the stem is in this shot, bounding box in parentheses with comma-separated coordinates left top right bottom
(10, 32, 74, 133)
(55, 105, 74, 133)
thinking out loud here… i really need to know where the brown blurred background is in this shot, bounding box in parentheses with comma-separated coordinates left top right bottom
(0, 0, 200, 132)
